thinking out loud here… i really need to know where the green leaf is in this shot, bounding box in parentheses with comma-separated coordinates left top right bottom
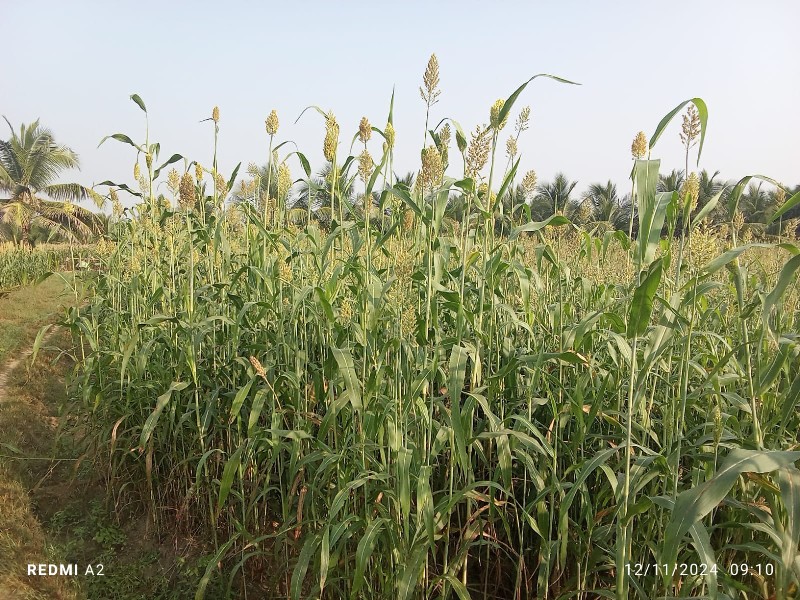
(152, 153, 184, 180)
(649, 98, 708, 165)
(332, 347, 363, 411)
(130, 94, 147, 113)
(510, 214, 571, 239)
(497, 74, 580, 127)
(291, 534, 320, 600)
(778, 466, 800, 586)
(228, 379, 254, 424)
(690, 187, 726, 232)
(770, 189, 800, 223)
(30, 323, 52, 366)
(194, 535, 239, 600)
(661, 449, 800, 584)
(351, 518, 387, 597)
(227, 162, 241, 191)
(727, 174, 782, 218)
(495, 157, 520, 211)
(632, 159, 665, 265)
(139, 381, 190, 450)
(627, 258, 663, 338)
(247, 389, 268, 437)
(651, 496, 719, 600)
(702, 243, 774, 275)
(216, 444, 244, 515)
(98, 133, 142, 151)
(448, 345, 470, 474)
(762, 253, 800, 334)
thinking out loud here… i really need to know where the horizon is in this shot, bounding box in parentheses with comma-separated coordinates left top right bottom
(3, 1, 798, 210)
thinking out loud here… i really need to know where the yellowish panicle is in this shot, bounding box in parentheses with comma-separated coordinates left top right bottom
(179, 172, 196, 210)
(167, 168, 180, 195)
(265, 110, 279, 136)
(631, 131, 648, 159)
(419, 54, 441, 105)
(358, 117, 371, 144)
(506, 137, 518, 159)
(195, 163, 204, 182)
(133, 162, 141, 180)
(323, 112, 339, 162)
(249, 356, 266, 379)
(466, 125, 491, 177)
(521, 170, 538, 196)
(490, 99, 508, 131)
(212, 106, 220, 123)
(277, 163, 292, 198)
(384, 122, 395, 150)
(680, 105, 701, 148)
(682, 172, 700, 213)
(358, 149, 373, 185)
(515, 106, 531, 133)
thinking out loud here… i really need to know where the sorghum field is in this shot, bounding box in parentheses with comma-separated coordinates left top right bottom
(51, 64, 800, 600)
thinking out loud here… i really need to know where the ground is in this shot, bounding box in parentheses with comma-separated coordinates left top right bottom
(0, 276, 210, 600)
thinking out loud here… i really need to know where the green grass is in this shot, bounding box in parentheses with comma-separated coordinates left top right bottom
(0, 274, 76, 364)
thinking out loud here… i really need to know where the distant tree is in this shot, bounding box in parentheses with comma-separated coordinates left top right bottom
(294, 162, 356, 227)
(532, 173, 578, 221)
(658, 169, 685, 194)
(581, 180, 625, 228)
(0, 118, 103, 245)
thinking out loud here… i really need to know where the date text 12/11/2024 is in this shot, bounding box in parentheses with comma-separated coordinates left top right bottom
(625, 563, 775, 578)
(27, 564, 104, 576)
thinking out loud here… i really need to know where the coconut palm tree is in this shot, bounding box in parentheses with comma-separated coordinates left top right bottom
(581, 180, 625, 228)
(293, 162, 356, 227)
(657, 169, 685, 194)
(740, 182, 776, 224)
(0, 118, 103, 245)
(532, 172, 578, 221)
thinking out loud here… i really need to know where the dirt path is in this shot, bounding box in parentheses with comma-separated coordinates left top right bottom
(0, 325, 57, 404)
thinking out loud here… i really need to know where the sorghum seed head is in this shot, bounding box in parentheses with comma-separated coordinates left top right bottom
(733, 209, 745, 231)
(195, 163, 204, 182)
(358, 149, 373, 184)
(681, 171, 700, 212)
(506, 137, 518, 158)
(145, 153, 153, 169)
(680, 104, 701, 148)
(775, 186, 786, 205)
(212, 106, 220, 123)
(323, 112, 339, 162)
(521, 170, 538, 196)
(265, 109, 279, 135)
(358, 117, 371, 144)
(631, 131, 648, 159)
(419, 53, 441, 105)
(466, 125, 491, 177)
(179, 172, 196, 210)
(278, 163, 292, 198)
(384, 122, 395, 150)
(418, 145, 444, 194)
(490, 99, 508, 131)
(167, 168, 180, 194)
(215, 172, 228, 200)
(249, 356, 266, 379)
(134, 162, 141, 180)
(516, 106, 531, 133)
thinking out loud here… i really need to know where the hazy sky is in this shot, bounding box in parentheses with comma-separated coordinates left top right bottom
(3, 1, 798, 209)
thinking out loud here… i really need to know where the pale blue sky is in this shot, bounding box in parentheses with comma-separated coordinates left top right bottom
(4, 1, 798, 208)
